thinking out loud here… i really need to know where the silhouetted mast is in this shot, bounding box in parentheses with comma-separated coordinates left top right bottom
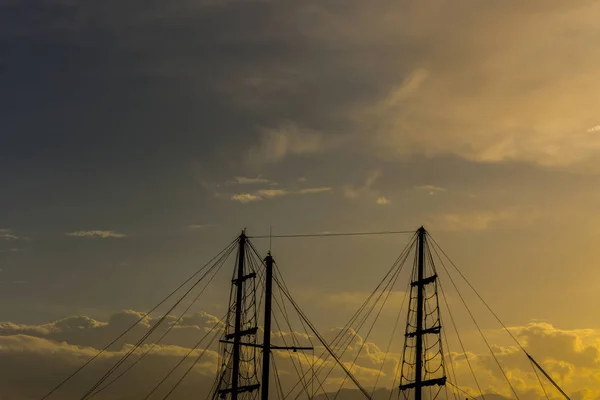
(261, 252, 274, 400)
(415, 227, 425, 400)
(400, 227, 446, 399)
(231, 232, 247, 400)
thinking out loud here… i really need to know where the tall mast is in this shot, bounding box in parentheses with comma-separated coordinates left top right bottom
(261, 252, 274, 400)
(415, 227, 425, 400)
(231, 231, 247, 400)
(216, 232, 312, 400)
(400, 226, 446, 399)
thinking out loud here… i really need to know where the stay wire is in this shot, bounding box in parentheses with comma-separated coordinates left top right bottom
(447, 380, 477, 400)
(371, 279, 410, 398)
(279, 234, 418, 398)
(429, 235, 551, 400)
(429, 243, 520, 400)
(156, 315, 226, 400)
(290, 245, 413, 399)
(435, 267, 485, 400)
(248, 231, 414, 239)
(87, 245, 234, 398)
(39, 238, 238, 400)
(272, 268, 373, 400)
(248, 245, 328, 400)
(250, 243, 318, 400)
(81, 242, 237, 400)
(371, 283, 410, 396)
(332, 245, 411, 400)
(530, 358, 551, 400)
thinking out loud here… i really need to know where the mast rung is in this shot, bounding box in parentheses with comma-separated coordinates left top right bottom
(410, 274, 437, 287)
(232, 272, 256, 284)
(405, 326, 441, 338)
(219, 340, 314, 352)
(225, 327, 258, 340)
(220, 340, 263, 348)
(218, 384, 261, 395)
(399, 377, 446, 390)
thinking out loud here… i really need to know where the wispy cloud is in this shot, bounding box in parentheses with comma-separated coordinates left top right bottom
(0, 229, 19, 240)
(343, 169, 382, 199)
(188, 224, 215, 230)
(231, 187, 332, 203)
(256, 189, 289, 198)
(231, 193, 262, 203)
(588, 125, 600, 132)
(376, 196, 391, 205)
(0, 248, 23, 253)
(247, 122, 343, 165)
(297, 187, 332, 194)
(415, 185, 447, 195)
(65, 230, 128, 239)
(427, 207, 540, 231)
(229, 176, 274, 185)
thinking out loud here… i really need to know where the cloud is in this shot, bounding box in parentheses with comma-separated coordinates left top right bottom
(0, 229, 19, 240)
(231, 187, 332, 203)
(588, 125, 600, 133)
(65, 230, 127, 239)
(0, 334, 219, 400)
(297, 187, 332, 194)
(256, 189, 289, 198)
(427, 207, 541, 232)
(1, 309, 600, 399)
(229, 176, 274, 185)
(230, 193, 262, 203)
(376, 197, 390, 205)
(0, 248, 23, 253)
(188, 224, 215, 230)
(415, 185, 447, 195)
(343, 170, 382, 199)
(247, 122, 343, 165)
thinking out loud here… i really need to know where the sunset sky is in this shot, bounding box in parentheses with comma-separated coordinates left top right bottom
(2, 1, 600, 399)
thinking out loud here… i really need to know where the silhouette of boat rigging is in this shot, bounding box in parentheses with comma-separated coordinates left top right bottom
(39, 227, 571, 400)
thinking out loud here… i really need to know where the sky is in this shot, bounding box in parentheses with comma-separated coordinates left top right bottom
(2, 0, 600, 399)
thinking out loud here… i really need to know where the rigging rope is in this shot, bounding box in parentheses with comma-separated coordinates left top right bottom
(427, 241, 520, 400)
(433, 262, 485, 400)
(332, 246, 411, 400)
(271, 269, 374, 400)
(249, 230, 414, 239)
(39, 238, 238, 400)
(370, 280, 411, 398)
(86, 245, 233, 398)
(79, 243, 237, 400)
(429, 235, 557, 400)
(270, 234, 418, 400)
(157, 315, 226, 400)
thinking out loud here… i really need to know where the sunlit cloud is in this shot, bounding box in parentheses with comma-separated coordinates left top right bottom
(231, 187, 332, 203)
(188, 224, 215, 230)
(415, 185, 447, 195)
(376, 196, 391, 205)
(231, 193, 262, 203)
(65, 230, 127, 239)
(229, 176, 274, 185)
(0, 229, 19, 240)
(587, 125, 600, 133)
(256, 189, 289, 198)
(297, 187, 332, 194)
(247, 122, 343, 165)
